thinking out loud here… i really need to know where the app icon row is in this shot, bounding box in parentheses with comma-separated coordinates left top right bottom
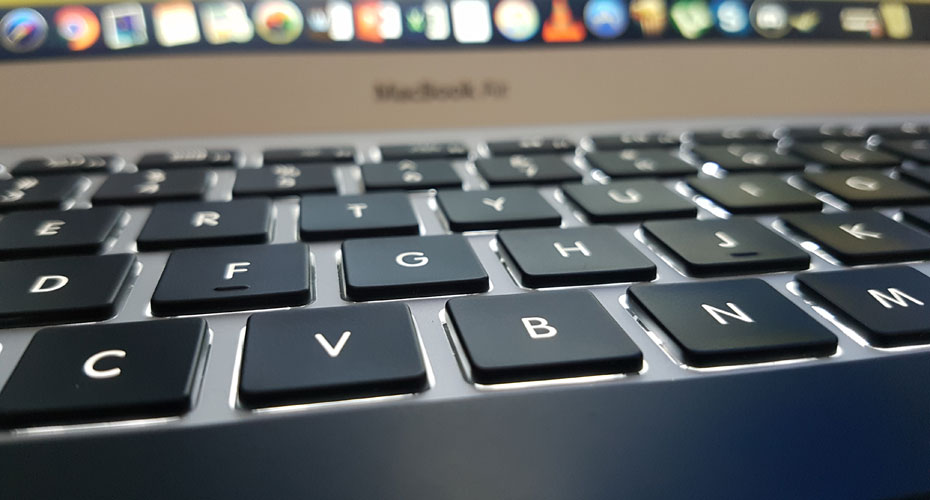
(0, 0, 921, 54)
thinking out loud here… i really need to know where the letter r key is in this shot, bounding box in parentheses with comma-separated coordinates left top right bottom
(192, 211, 220, 227)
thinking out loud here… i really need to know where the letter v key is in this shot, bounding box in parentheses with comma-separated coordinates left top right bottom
(315, 331, 352, 358)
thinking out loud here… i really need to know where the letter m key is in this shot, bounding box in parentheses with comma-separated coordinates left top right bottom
(867, 288, 925, 310)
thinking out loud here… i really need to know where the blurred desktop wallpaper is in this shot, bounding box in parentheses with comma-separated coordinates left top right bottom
(0, 0, 926, 60)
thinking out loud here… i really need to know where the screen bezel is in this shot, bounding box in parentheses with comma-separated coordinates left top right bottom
(1, 43, 928, 146)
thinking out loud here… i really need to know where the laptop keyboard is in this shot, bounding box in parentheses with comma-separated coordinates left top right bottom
(1, 118, 930, 435)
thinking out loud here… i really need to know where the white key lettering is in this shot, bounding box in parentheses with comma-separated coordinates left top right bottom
(29, 275, 69, 293)
(15, 177, 39, 191)
(714, 231, 739, 248)
(845, 176, 881, 191)
(46, 155, 86, 168)
(518, 138, 544, 149)
(35, 220, 65, 236)
(395, 251, 429, 267)
(224, 262, 251, 279)
(607, 188, 642, 204)
(740, 152, 769, 166)
(83, 349, 127, 379)
(346, 203, 368, 218)
(145, 170, 167, 183)
(272, 165, 301, 177)
(481, 197, 506, 212)
(701, 302, 754, 325)
(398, 160, 418, 171)
(521, 316, 558, 339)
(738, 182, 764, 197)
(136, 183, 160, 194)
(867, 288, 925, 309)
(839, 149, 868, 164)
(633, 158, 656, 171)
(170, 150, 208, 162)
(509, 156, 538, 178)
(402, 171, 424, 183)
(276, 176, 297, 188)
(315, 331, 352, 358)
(553, 241, 591, 258)
(840, 223, 883, 240)
(192, 211, 221, 227)
(0, 190, 25, 203)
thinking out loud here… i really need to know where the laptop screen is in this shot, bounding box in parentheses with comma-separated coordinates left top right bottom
(0, 0, 924, 60)
(0, 1, 928, 146)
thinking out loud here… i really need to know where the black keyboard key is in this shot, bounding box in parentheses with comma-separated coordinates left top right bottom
(586, 149, 696, 177)
(691, 144, 806, 172)
(92, 169, 211, 204)
(561, 180, 696, 222)
(0, 207, 123, 259)
(486, 138, 574, 156)
(902, 206, 930, 232)
(0, 319, 207, 428)
(0, 254, 135, 327)
(14, 154, 117, 175)
(686, 174, 821, 214)
(691, 129, 776, 144)
(590, 132, 680, 150)
(474, 155, 581, 185)
(447, 290, 643, 384)
(379, 142, 468, 160)
(299, 193, 419, 241)
(151, 243, 310, 316)
(781, 211, 930, 265)
(233, 165, 336, 197)
(628, 279, 837, 367)
(803, 170, 930, 207)
(361, 160, 462, 191)
(342, 234, 488, 301)
(880, 139, 930, 163)
(239, 303, 427, 407)
(497, 226, 656, 287)
(797, 266, 930, 347)
(263, 146, 355, 164)
(643, 218, 810, 277)
(869, 123, 930, 139)
(790, 141, 900, 168)
(899, 167, 930, 188)
(137, 149, 237, 170)
(0, 175, 83, 212)
(436, 187, 561, 231)
(786, 125, 869, 142)
(137, 199, 272, 251)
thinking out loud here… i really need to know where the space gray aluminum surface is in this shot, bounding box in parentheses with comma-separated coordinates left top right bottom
(0, 114, 928, 444)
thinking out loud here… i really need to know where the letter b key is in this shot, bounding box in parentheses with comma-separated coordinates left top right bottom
(446, 291, 643, 384)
